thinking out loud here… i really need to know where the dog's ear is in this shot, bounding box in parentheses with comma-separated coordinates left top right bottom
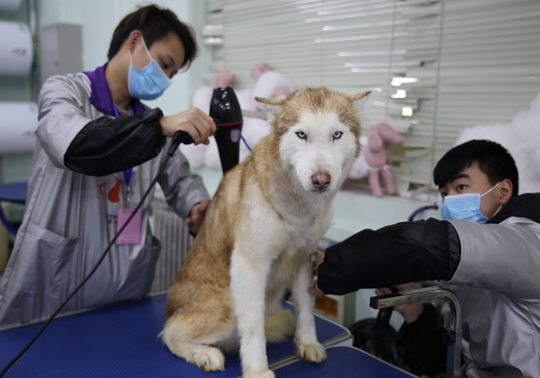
(255, 95, 287, 123)
(351, 91, 371, 109)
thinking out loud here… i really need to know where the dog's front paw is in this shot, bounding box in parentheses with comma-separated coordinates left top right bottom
(297, 342, 327, 363)
(243, 369, 275, 378)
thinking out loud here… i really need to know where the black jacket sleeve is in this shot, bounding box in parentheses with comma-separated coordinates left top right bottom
(317, 218, 461, 295)
(398, 303, 447, 376)
(64, 108, 166, 176)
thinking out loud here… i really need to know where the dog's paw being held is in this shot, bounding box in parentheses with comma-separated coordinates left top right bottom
(243, 369, 275, 378)
(297, 342, 327, 363)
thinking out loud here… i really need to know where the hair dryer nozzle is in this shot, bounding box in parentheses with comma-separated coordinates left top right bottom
(209, 87, 244, 175)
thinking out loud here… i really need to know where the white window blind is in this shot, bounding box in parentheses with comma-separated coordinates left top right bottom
(203, 0, 540, 198)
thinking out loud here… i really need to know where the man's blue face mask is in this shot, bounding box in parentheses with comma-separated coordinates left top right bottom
(440, 182, 500, 224)
(128, 36, 172, 100)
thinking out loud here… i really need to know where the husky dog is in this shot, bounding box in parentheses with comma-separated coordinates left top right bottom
(161, 87, 370, 378)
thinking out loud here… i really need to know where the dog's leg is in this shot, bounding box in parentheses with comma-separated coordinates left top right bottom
(161, 313, 229, 372)
(291, 255, 327, 363)
(165, 339, 226, 372)
(264, 282, 294, 343)
(230, 249, 275, 378)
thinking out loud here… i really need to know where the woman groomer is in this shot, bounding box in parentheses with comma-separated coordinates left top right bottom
(0, 5, 216, 327)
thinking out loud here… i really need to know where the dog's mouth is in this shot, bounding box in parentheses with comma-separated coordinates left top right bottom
(310, 187, 330, 194)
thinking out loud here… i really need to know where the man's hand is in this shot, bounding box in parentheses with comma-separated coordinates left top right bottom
(375, 284, 424, 324)
(160, 108, 216, 145)
(308, 283, 325, 297)
(185, 200, 209, 234)
(308, 250, 326, 297)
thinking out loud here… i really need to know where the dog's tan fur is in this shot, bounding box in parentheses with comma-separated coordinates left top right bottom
(162, 87, 370, 378)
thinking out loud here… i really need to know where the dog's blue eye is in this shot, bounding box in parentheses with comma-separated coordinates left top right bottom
(296, 131, 307, 139)
(333, 131, 343, 140)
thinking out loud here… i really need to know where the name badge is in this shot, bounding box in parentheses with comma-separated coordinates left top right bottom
(116, 208, 142, 245)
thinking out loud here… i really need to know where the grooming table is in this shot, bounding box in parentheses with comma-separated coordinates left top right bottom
(0, 181, 28, 235)
(274, 346, 415, 377)
(0, 182, 27, 204)
(0, 293, 356, 377)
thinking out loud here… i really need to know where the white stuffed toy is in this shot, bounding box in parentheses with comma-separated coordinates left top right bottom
(182, 64, 294, 170)
(455, 91, 540, 194)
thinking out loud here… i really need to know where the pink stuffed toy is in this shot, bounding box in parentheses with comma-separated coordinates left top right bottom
(363, 123, 405, 197)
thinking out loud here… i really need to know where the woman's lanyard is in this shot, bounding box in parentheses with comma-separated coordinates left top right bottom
(113, 104, 134, 205)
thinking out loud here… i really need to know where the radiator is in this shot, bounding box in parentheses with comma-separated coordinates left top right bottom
(150, 207, 193, 294)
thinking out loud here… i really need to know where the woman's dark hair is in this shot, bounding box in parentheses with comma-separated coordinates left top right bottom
(433, 139, 519, 197)
(107, 4, 198, 70)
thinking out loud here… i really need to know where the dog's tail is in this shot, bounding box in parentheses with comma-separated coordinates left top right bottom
(265, 308, 295, 343)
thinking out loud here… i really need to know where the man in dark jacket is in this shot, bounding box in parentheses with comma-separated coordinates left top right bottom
(311, 140, 540, 377)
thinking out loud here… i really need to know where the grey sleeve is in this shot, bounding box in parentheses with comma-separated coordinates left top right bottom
(447, 218, 540, 300)
(35, 75, 95, 169)
(157, 139, 210, 220)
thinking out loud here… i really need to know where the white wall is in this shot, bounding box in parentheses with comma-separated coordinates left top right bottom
(36, 0, 211, 115)
(0, 0, 209, 184)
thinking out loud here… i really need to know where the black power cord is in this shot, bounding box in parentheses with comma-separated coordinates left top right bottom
(0, 131, 193, 377)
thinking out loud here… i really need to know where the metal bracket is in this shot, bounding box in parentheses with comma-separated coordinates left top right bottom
(370, 286, 462, 378)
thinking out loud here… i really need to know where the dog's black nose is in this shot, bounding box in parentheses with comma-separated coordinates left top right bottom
(311, 173, 331, 190)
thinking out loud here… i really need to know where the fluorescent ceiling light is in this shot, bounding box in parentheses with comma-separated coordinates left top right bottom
(391, 77, 419, 87)
(391, 89, 407, 98)
(402, 107, 414, 117)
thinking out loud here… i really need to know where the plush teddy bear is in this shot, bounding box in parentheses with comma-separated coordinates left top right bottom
(348, 123, 405, 197)
(183, 64, 294, 171)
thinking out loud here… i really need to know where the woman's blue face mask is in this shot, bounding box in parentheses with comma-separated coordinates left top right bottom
(440, 182, 500, 223)
(128, 36, 172, 100)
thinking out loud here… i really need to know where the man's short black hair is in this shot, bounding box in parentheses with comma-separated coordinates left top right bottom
(433, 139, 519, 197)
(107, 4, 198, 70)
